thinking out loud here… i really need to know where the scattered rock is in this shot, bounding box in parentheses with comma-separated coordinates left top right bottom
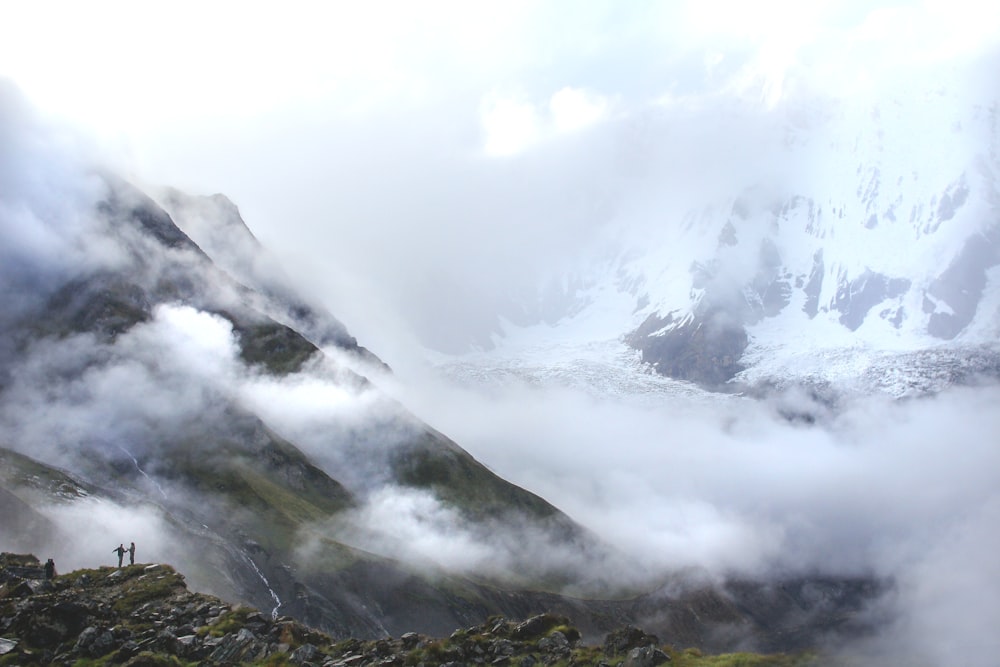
(623, 645, 671, 667)
(512, 613, 565, 640)
(538, 630, 570, 654)
(292, 641, 320, 664)
(604, 625, 660, 656)
(0, 552, 813, 667)
(1, 580, 33, 598)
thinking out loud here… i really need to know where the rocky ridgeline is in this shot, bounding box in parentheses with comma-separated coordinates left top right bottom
(0, 554, 810, 666)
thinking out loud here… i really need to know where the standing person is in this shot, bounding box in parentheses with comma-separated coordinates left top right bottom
(113, 543, 126, 568)
(128, 542, 136, 565)
(44, 558, 55, 580)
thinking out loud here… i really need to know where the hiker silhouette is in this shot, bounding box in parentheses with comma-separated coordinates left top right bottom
(113, 543, 126, 568)
(128, 542, 135, 565)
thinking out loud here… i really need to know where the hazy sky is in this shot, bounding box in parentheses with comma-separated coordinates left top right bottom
(3, 0, 999, 361)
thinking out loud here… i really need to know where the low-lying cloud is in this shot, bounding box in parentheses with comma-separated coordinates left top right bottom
(388, 364, 1000, 661)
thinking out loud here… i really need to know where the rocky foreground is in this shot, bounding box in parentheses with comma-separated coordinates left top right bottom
(0, 553, 818, 666)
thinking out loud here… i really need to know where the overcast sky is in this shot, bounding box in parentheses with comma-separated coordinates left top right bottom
(3, 0, 999, 361)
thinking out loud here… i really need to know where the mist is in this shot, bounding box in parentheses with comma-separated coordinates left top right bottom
(2, 2, 1000, 663)
(386, 365, 1000, 661)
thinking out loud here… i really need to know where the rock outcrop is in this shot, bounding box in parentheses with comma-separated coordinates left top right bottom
(0, 553, 823, 666)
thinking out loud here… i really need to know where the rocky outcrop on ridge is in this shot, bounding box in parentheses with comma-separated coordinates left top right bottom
(0, 553, 817, 666)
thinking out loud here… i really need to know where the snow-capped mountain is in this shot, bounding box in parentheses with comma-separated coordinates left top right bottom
(437, 61, 1000, 395)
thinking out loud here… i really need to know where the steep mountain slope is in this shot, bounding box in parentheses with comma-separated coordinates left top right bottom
(154, 186, 385, 369)
(0, 130, 624, 633)
(1, 447, 880, 656)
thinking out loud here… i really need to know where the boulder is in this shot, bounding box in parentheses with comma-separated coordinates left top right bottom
(75, 626, 100, 653)
(90, 629, 118, 657)
(623, 645, 671, 667)
(291, 642, 320, 664)
(537, 630, 570, 654)
(604, 625, 660, 656)
(1, 580, 33, 599)
(492, 638, 516, 656)
(208, 626, 260, 663)
(512, 613, 566, 640)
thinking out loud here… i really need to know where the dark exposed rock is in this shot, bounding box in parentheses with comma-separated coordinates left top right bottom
(100, 177, 206, 254)
(231, 318, 321, 374)
(803, 249, 824, 318)
(208, 626, 262, 663)
(38, 272, 152, 339)
(537, 629, 571, 654)
(0, 554, 860, 666)
(91, 628, 119, 656)
(512, 613, 567, 640)
(604, 625, 660, 656)
(627, 310, 748, 388)
(933, 177, 970, 227)
(623, 645, 672, 666)
(926, 224, 1000, 339)
(1, 578, 34, 599)
(832, 269, 910, 331)
(291, 641, 321, 664)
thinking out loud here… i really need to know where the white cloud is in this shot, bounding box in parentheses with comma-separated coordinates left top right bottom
(481, 93, 542, 156)
(138, 305, 240, 379)
(330, 486, 496, 572)
(480, 86, 611, 156)
(550, 87, 609, 134)
(396, 368, 1000, 612)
